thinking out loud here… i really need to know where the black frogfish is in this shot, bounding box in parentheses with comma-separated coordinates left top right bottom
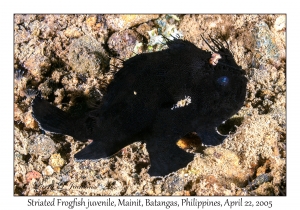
(32, 37, 247, 176)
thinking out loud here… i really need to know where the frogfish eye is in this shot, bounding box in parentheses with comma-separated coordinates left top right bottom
(217, 76, 229, 86)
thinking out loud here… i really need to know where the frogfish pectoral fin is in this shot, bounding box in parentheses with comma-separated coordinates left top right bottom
(146, 137, 194, 177)
(197, 127, 227, 146)
(74, 139, 129, 161)
(74, 141, 108, 161)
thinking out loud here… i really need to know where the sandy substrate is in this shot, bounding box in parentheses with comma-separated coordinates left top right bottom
(14, 14, 286, 196)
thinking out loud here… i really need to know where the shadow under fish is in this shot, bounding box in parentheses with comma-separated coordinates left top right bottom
(32, 37, 247, 177)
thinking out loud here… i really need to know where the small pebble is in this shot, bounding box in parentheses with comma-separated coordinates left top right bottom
(42, 165, 54, 176)
(25, 170, 41, 183)
(274, 15, 286, 31)
(49, 154, 65, 173)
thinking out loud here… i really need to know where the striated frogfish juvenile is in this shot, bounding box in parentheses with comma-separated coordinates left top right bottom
(32, 37, 247, 176)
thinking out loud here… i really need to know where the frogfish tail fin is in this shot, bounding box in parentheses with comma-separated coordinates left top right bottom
(31, 95, 88, 141)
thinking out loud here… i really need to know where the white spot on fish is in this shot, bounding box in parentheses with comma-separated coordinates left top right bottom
(171, 96, 192, 110)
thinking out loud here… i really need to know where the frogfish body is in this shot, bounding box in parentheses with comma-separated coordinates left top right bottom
(32, 38, 247, 176)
